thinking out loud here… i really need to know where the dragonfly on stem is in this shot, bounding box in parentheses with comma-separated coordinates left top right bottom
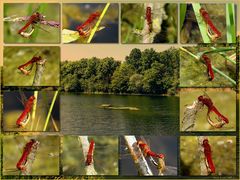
(3, 137, 59, 175)
(4, 7, 60, 38)
(181, 4, 223, 43)
(133, 3, 167, 43)
(62, 11, 105, 43)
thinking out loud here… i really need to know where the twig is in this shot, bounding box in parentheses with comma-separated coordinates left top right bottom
(32, 58, 46, 86)
(87, 3, 110, 43)
(124, 136, 153, 176)
(51, 116, 59, 132)
(197, 136, 209, 175)
(78, 136, 97, 175)
(182, 100, 203, 131)
(43, 91, 59, 131)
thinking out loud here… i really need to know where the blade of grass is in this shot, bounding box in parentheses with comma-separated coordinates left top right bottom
(180, 4, 187, 30)
(180, 47, 236, 85)
(30, 91, 38, 131)
(87, 3, 110, 43)
(226, 3, 236, 43)
(43, 91, 59, 131)
(210, 47, 236, 64)
(192, 3, 211, 43)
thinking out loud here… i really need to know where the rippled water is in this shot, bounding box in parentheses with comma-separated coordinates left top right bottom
(61, 94, 179, 135)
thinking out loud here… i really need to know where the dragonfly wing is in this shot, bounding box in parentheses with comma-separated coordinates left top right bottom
(62, 29, 80, 43)
(39, 20, 60, 28)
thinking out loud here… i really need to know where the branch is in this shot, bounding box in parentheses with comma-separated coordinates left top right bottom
(197, 136, 209, 175)
(124, 136, 153, 176)
(32, 58, 46, 86)
(182, 100, 203, 131)
(78, 136, 97, 175)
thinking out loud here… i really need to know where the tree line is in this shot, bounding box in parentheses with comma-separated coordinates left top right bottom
(61, 48, 179, 95)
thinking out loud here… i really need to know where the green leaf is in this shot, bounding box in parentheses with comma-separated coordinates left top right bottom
(226, 3, 236, 43)
(180, 4, 187, 30)
(62, 29, 80, 43)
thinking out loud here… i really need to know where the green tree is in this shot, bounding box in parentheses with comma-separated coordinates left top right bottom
(128, 74, 144, 93)
(111, 63, 135, 93)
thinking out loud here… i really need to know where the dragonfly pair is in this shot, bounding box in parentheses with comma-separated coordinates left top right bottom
(18, 55, 44, 75)
(137, 140, 166, 175)
(198, 94, 229, 128)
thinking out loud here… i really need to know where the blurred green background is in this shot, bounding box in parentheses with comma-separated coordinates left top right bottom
(121, 3, 178, 43)
(180, 46, 236, 87)
(180, 136, 236, 176)
(180, 89, 236, 131)
(4, 3, 60, 43)
(62, 136, 118, 175)
(3, 46, 60, 86)
(180, 4, 227, 43)
(3, 91, 60, 132)
(3, 135, 60, 175)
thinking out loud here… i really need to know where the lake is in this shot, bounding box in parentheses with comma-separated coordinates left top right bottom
(61, 94, 179, 135)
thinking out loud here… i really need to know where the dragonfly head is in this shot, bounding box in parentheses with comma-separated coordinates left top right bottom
(29, 96, 36, 101)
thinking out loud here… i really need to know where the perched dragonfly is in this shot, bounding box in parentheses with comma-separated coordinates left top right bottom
(201, 54, 214, 81)
(198, 93, 229, 128)
(181, 4, 222, 43)
(85, 139, 95, 166)
(76, 12, 101, 38)
(16, 95, 35, 128)
(199, 8, 221, 42)
(3, 137, 59, 175)
(4, 10, 60, 38)
(201, 138, 215, 174)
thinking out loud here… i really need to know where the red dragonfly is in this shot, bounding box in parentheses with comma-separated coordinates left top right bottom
(18, 55, 43, 75)
(4, 11, 60, 38)
(199, 8, 221, 42)
(146, 6, 153, 33)
(202, 138, 215, 174)
(85, 139, 95, 166)
(76, 12, 101, 37)
(137, 140, 164, 159)
(16, 139, 40, 172)
(16, 95, 35, 128)
(198, 94, 229, 128)
(201, 54, 214, 81)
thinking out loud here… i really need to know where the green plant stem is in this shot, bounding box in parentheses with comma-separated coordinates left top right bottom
(43, 91, 59, 131)
(180, 47, 236, 85)
(31, 91, 38, 131)
(226, 3, 236, 43)
(87, 3, 110, 43)
(210, 47, 236, 64)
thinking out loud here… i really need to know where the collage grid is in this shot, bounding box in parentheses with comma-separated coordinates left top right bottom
(0, 1, 239, 179)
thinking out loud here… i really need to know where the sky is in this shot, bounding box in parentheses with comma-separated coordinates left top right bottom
(61, 44, 179, 61)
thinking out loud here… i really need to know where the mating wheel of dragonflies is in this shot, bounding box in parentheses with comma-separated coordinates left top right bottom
(120, 136, 178, 176)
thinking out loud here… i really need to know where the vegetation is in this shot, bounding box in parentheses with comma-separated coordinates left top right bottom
(61, 48, 179, 95)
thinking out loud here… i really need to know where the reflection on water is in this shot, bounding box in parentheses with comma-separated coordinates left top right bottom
(61, 94, 179, 135)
